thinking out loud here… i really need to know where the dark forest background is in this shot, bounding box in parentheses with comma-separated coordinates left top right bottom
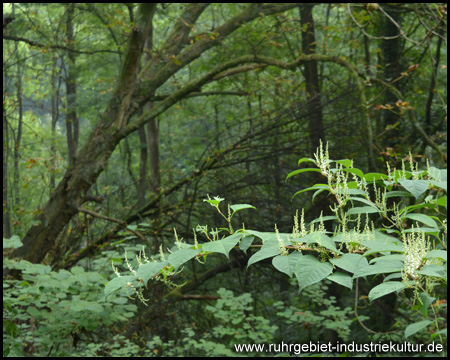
(3, 3, 447, 357)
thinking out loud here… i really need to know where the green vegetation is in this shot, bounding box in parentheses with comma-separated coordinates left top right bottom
(3, 3, 447, 357)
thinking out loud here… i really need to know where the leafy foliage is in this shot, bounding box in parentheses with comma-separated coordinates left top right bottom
(107, 144, 447, 344)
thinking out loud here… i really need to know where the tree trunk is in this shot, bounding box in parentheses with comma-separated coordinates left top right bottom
(13, 3, 157, 264)
(380, 7, 403, 149)
(50, 54, 61, 192)
(299, 4, 325, 153)
(3, 106, 11, 239)
(65, 4, 79, 167)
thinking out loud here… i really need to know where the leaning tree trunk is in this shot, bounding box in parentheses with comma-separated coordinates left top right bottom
(13, 3, 157, 264)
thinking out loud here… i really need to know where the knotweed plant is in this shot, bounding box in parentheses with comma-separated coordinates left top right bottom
(105, 145, 446, 341)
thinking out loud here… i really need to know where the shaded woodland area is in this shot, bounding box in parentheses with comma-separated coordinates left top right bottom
(3, 3, 447, 357)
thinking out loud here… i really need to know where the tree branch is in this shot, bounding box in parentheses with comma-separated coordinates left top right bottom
(2, 34, 120, 55)
(77, 207, 147, 242)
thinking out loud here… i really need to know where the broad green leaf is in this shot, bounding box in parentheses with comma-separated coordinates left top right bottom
(201, 233, 242, 258)
(286, 168, 322, 181)
(352, 261, 403, 278)
(168, 247, 202, 270)
(363, 173, 388, 182)
(272, 251, 302, 278)
(399, 179, 429, 200)
(369, 254, 404, 264)
(436, 195, 447, 207)
(341, 168, 364, 179)
(405, 320, 432, 338)
(230, 204, 256, 215)
(137, 261, 168, 283)
(403, 227, 440, 238)
(239, 235, 254, 253)
(404, 213, 439, 229)
(430, 181, 447, 191)
(327, 272, 353, 290)
(359, 236, 404, 257)
(295, 255, 333, 293)
(347, 197, 379, 209)
(428, 167, 447, 181)
(330, 253, 369, 274)
(385, 190, 414, 198)
(247, 240, 280, 268)
(295, 232, 339, 253)
(368, 281, 406, 302)
(347, 206, 382, 215)
(412, 292, 435, 317)
(272, 255, 291, 277)
(245, 230, 289, 243)
(416, 265, 447, 279)
(105, 275, 136, 298)
(424, 250, 447, 262)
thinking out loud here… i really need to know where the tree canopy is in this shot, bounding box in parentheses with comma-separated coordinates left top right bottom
(3, 3, 447, 357)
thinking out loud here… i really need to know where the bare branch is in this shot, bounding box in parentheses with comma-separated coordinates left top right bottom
(2, 34, 120, 55)
(77, 207, 147, 242)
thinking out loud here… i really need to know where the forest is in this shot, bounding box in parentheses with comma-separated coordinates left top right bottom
(2, 3, 447, 357)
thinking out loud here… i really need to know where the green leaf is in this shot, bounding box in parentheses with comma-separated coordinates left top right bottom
(363, 173, 388, 182)
(330, 253, 369, 274)
(359, 237, 404, 257)
(295, 232, 339, 253)
(203, 197, 225, 206)
(424, 250, 447, 262)
(297, 157, 316, 166)
(272, 251, 302, 278)
(368, 281, 406, 302)
(384, 190, 414, 198)
(105, 275, 136, 298)
(353, 261, 403, 278)
(239, 235, 254, 253)
(404, 213, 439, 229)
(405, 320, 432, 338)
(346, 197, 379, 209)
(436, 195, 447, 207)
(230, 204, 256, 216)
(294, 255, 333, 293)
(347, 206, 382, 215)
(168, 247, 202, 271)
(416, 265, 447, 279)
(341, 168, 365, 179)
(286, 168, 322, 181)
(399, 179, 429, 200)
(247, 240, 280, 268)
(428, 167, 447, 181)
(412, 292, 435, 317)
(245, 230, 289, 243)
(311, 188, 328, 204)
(137, 261, 168, 283)
(327, 272, 353, 290)
(201, 233, 242, 258)
(430, 181, 447, 191)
